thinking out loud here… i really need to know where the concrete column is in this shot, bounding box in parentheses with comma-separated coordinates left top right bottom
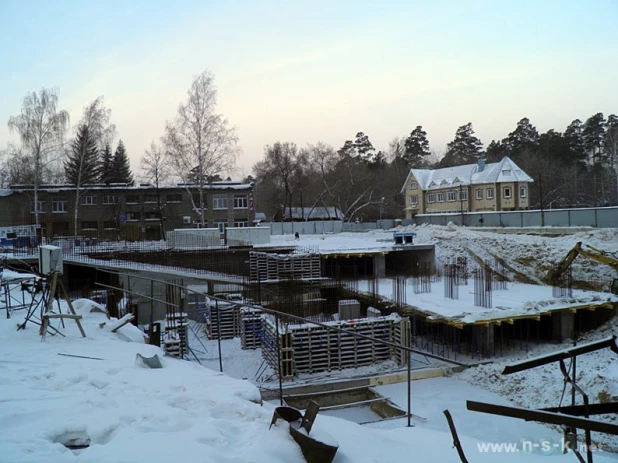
(472, 324, 495, 358)
(373, 254, 386, 278)
(552, 311, 574, 342)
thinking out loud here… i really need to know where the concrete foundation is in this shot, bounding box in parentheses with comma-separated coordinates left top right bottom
(552, 310, 575, 342)
(373, 254, 386, 278)
(472, 324, 495, 358)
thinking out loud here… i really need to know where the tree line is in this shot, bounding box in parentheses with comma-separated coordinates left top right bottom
(2, 71, 616, 231)
(253, 114, 618, 221)
(1, 70, 239, 236)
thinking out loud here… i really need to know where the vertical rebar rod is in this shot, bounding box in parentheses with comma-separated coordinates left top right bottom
(216, 299, 223, 372)
(276, 313, 283, 406)
(407, 349, 412, 427)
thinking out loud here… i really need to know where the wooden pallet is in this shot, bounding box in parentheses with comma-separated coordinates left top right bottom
(206, 304, 241, 340)
(288, 316, 406, 374)
(250, 251, 321, 282)
(240, 308, 263, 349)
(164, 311, 188, 358)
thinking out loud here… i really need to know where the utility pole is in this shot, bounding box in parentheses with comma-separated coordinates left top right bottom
(539, 175, 545, 227)
(459, 184, 464, 226)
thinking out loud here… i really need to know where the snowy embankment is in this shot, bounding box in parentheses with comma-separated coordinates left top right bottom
(272, 224, 618, 289)
(5, 298, 618, 461)
(458, 315, 618, 454)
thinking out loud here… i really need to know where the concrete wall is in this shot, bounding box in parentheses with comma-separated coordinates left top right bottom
(261, 207, 616, 236)
(266, 220, 343, 235)
(166, 228, 220, 247)
(413, 206, 618, 228)
(225, 226, 270, 245)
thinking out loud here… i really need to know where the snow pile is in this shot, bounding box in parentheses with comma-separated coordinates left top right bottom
(273, 225, 618, 288)
(4, 294, 617, 461)
(459, 320, 618, 452)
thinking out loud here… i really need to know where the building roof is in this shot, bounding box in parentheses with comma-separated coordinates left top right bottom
(281, 207, 344, 220)
(8, 182, 253, 193)
(401, 157, 534, 193)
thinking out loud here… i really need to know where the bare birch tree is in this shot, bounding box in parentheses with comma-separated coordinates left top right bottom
(253, 142, 308, 220)
(80, 96, 116, 150)
(66, 97, 115, 236)
(163, 70, 238, 227)
(141, 141, 170, 239)
(8, 88, 70, 230)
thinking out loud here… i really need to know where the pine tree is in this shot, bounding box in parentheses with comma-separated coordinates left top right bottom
(503, 117, 539, 160)
(484, 140, 504, 163)
(111, 140, 134, 185)
(354, 132, 375, 163)
(65, 124, 100, 236)
(65, 124, 100, 185)
(564, 119, 586, 165)
(440, 122, 482, 167)
(402, 126, 431, 168)
(583, 113, 606, 165)
(605, 115, 618, 165)
(100, 143, 113, 184)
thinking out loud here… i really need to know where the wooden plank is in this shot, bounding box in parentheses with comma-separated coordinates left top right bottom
(45, 314, 83, 320)
(111, 313, 135, 333)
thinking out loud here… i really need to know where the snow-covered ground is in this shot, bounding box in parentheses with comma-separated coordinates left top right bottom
(2, 225, 618, 462)
(3, 298, 618, 462)
(269, 224, 618, 290)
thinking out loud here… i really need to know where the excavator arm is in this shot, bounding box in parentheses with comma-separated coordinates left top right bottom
(549, 241, 618, 294)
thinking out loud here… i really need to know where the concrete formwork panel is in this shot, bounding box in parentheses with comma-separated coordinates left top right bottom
(226, 226, 271, 246)
(167, 228, 220, 248)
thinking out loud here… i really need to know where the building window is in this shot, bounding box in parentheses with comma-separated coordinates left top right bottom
(144, 195, 157, 203)
(166, 193, 182, 203)
(502, 169, 512, 176)
(52, 198, 68, 213)
(103, 195, 118, 205)
(427, 193, 436, 203)
(31, 201, 45, 213)
(126, 195, 139, 204)
(503, 187, 512, 199)
(82, 196, 97, 206)
(234, 220, 249, 227)
(214, 218, 227, 233)
(233, 194, 248, 209)
(213, 195, 228, 210)
(447, 192, 457, 202)
(486, 188, 494, 199)
(437, 193, 445, 202)
(103, 221, 118, 229)
(475, 189, 482, 200)
(144, 212, 160, 221)
(126, 212, 140, 221)
(81, 221, 98, 230)
(409, 195, 418, 206)
(520, 186, 527, 198)
(410, 181, 418, 190)
(192, 195, 207, 209)
(459, 190, 467, 201)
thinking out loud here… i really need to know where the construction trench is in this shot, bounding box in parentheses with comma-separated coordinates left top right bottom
(5, 240, 618, 422)
(7, 241, 618, 362)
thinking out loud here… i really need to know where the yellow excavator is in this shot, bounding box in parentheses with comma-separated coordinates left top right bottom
(549, 242, 618, 295)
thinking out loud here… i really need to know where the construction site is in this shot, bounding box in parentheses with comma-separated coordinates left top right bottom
(5, 226, 618, 378)
(3, 224, 618, 462)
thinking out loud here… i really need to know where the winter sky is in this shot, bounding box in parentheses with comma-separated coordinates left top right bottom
(1, 0, 617, 177)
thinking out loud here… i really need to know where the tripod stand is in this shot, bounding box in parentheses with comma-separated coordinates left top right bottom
(17, 271, 86, 340)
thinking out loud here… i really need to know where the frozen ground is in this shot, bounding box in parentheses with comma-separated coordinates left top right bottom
(2, 225, 618, 462)
(3, 298, 618, 462)
(269, 224, 618, 291)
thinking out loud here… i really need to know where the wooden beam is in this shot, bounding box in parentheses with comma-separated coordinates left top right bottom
(111, 313, 136, 333)
(467, 400, 618, 435)
(44, 314, 83, 320)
